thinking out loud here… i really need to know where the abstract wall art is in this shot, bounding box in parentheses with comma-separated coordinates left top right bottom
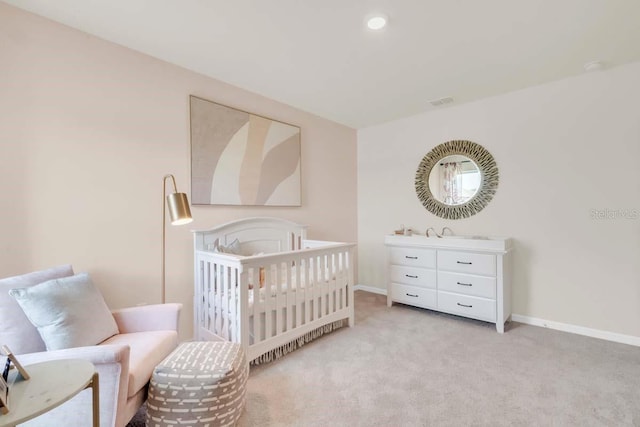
(189, 96, 301, 206)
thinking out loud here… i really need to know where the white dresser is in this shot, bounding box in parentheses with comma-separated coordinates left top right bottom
(385, 234, 512, 333)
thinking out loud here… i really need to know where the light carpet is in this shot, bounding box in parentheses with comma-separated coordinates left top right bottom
(129, 291, 640, 426)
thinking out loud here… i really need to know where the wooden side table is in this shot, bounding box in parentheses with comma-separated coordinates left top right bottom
(0, 359, 99, 427)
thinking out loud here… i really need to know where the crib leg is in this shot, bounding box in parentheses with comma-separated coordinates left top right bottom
(348, 311, 355, 327)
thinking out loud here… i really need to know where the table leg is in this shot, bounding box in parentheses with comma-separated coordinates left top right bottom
(91, 372, 100, 427)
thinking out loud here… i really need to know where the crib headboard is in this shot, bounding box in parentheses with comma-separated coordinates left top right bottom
(192, 217, 308, 255)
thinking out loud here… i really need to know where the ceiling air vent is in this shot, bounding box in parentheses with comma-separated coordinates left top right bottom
(429, 97, 454, 107)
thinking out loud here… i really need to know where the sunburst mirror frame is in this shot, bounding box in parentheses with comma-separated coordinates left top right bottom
(415, 140, 499, 220)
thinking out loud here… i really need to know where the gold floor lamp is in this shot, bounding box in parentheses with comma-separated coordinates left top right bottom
(162, 174, 193, 303)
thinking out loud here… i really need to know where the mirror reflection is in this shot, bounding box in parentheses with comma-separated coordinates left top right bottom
(427, 155, 480, 205)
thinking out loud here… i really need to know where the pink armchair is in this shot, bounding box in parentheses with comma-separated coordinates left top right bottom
(0, 265, 181, 427)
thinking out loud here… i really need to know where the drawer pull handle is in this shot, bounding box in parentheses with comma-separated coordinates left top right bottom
(406, 274, 418, 279)
(457, 302, 473, 308)
(406, 293, 419, 298)
(456, 261, 473, 265)
(457, 281, 472, 287)
(405, 256, 418, 260)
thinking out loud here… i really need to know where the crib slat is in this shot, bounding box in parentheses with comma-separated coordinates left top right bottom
(253, 268, 262, 344)
(340, 251, 346, 310)
(317, 255, 327, 317)
(248, 269, 254, 343)
(205, 260, 212, 339)
(264, 264, 273, 340)
(211, 263, 216, 333)
(303, 257, 309, 324)
(342, 250, 348, 309)
(275, 262, 282, 336)
(214, 263, 220, 338)
(325, 254, 331, 315)
(348, 247, 355, 326)
(220, 265, 225, 340)
(338, 252, 343, 310)
(239, 267, 249, 360)
(231, 266, 237, 340)
(327, 253, 333, 315)
(208, 261, 215, 334)
(327, 254, 337, 314)
(230, 265, 237, 342)
(309, 256, 319, 320)
(222, 265, 229, 340)
(307, 257, 313, 322)
(229, 265, 235, 340)
(282, 262, 288, 333)
(199, 260, 205, 336)
(203, 260, 209, 337)
(221, 264, 226, 337)
(295, 257, 302, 328)
(304, 257, 315, 323)
(286, 261, 293, 332)
(216, 264, 223, 336)
(317, 254, 322, 317)
(335, 252, 342, 311)
(317, 255, 322, 318)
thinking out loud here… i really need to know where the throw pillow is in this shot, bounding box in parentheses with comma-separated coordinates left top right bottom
(9, 272, 119, 351)
(0, 264, 74, 354)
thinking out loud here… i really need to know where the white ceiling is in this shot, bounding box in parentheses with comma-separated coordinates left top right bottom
(5, 0, 640, 128)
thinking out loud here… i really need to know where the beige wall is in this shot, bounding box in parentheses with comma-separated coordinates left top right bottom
(0, 3, 357, 339)
(358, 60, 640, 338)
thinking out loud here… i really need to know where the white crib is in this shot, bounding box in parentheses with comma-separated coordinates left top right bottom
(193, 217, 355, 365)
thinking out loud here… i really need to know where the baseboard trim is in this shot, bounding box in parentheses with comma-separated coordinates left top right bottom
(354, 284, 387, 295)
(353, 285, 639, 347)
(511, 314, 640, 347)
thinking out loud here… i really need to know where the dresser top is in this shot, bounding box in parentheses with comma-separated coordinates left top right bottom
(385, 234, 512, 252)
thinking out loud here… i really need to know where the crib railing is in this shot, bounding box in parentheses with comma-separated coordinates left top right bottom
(194, 253, 243, 342)
(194, 242, 355, 362)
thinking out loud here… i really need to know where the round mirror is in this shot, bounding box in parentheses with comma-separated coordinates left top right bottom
(427, 155, 481, 206)
(416, 140, 498, 219)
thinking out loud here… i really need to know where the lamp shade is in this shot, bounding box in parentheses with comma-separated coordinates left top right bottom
(166, 192, 193, 225)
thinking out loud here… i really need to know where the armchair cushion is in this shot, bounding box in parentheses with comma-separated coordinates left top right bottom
(0, 264, 74, 354)
(100, 330, 178, 398)
(10, 273, 119, 351)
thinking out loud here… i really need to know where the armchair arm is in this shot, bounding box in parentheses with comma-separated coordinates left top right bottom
(18, 343, 129, 366)
(111, 303, 181, 333)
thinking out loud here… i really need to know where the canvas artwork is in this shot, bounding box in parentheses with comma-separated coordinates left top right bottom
(190, 96, 301, 206)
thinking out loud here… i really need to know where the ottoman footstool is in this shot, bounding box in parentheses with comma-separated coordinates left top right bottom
(146, 341, 248, 427)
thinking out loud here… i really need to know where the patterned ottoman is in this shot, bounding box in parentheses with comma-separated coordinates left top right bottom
(146, 341, 248, 427)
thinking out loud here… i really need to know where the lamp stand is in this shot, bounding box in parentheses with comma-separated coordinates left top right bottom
(162, 174, 193, 304)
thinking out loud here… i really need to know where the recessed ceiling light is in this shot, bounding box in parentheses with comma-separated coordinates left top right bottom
(366, 14, 388, 30)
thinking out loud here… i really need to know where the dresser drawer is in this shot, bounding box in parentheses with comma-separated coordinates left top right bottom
(437, 291, 496, 322)
(389, 247, 436, 268)
(390, 284, 437, 310)
(438, 271, 496, 299)
(437, 250, 496, 276)
(390, 265, 436, 289)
